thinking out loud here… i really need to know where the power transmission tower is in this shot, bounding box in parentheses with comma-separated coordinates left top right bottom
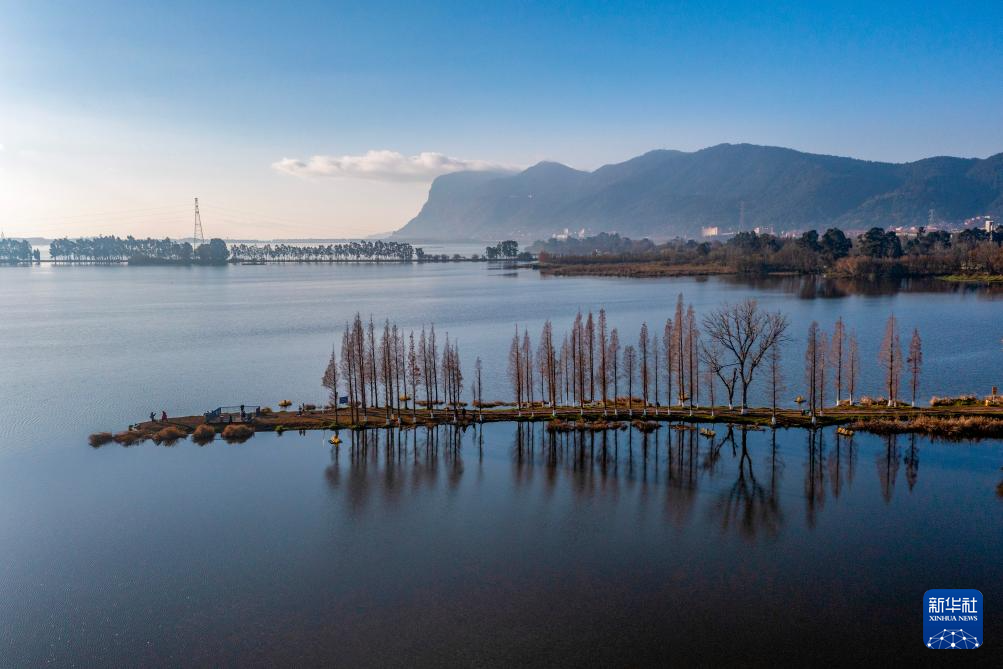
(193, 197, 206, 247)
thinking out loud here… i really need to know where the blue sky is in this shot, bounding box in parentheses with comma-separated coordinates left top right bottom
(1, 0, 1001, 237)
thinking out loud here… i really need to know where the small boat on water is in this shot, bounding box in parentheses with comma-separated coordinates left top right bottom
(699, 428, 716, 438)
(836, 426, 855, 437)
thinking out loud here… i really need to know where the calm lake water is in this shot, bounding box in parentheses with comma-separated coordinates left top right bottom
(1, 263, 1001, 665)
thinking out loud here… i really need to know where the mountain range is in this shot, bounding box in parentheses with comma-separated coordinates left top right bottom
(394, 143, 1003, 241)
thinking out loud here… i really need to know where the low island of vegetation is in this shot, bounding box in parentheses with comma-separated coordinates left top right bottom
(534, 227, 1003, 282)
(93, 298, 1003, 447)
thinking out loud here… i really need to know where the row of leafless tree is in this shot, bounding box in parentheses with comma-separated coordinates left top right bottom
(322, 302, 923, 424)
(323, 314, 473, 424)
(804, 315, 922, 414)
(506, 297, 791, 418)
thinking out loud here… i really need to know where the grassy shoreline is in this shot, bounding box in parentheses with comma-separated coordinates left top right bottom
(91, 403, 1003, 446)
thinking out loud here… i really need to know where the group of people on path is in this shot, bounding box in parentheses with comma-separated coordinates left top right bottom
(149, 410, 168, 423)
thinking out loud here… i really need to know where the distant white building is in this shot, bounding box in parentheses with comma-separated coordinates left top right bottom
(963, 215, 997, 232)
(701, 226, 719, 238)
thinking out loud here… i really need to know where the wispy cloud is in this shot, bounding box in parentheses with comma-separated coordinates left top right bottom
(272, 149, 514, 182)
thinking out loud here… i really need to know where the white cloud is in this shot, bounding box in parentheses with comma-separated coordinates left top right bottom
(272, 149, 514, 182)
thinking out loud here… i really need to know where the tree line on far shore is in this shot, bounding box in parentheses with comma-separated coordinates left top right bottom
(228, 240, 418, 261)
(536, 226, 1003, 277)
(0, 238, 40, 263)
(321, 299, 926, 425)
(48, 236, 231, 263)
(36, 236, 529, 264)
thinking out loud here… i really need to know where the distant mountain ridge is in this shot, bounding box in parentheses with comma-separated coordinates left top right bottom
(394, 144, 1003, 240)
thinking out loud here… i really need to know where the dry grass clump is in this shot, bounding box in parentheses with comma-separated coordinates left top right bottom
(929, 394, 978, 407)
(113, 430, 147, 446)
(631, 420, 660, 433)
(416, 399, 445, 407)
(858, 396, 888, 407)
(222, 424, 254, 443)
(852, 415, 1003, 439)
(88, 432, 114, 447)
(191, 424, 216, 445)
(472, 400, 505, 408)
(152, 425, 186, 445)
(547, 418, 619, 432)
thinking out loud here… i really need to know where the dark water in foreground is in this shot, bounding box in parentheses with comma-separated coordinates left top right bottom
(5, 424, 1001, 665)
(2, 263, 1002, 665)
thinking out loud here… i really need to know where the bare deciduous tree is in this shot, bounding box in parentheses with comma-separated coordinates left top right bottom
(805, 321, 821, 418)
(907, 328, 922, 407)
(608, 328, 620, 415)
(700, 338, 738, 409)
(407, 331, 421, 421)
(639, 323, 650, 415)
(623, 344, 637, 416)
(674, 294, 686, 407)
(848, 331, 859, 404)
(768, 337, 785, 424)
(322, 344, 339, 424)
(832, 317, 845, 406)
(598, 309, 609, 414)
(508, 325, 523, 413)
(586, 311, 595, 402)
(879, 315, 903, 406)
(701, 299, 789, 413)
(663, 318, 674, 415)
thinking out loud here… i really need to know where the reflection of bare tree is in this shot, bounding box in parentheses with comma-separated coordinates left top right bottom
(804, 429, 826, 527)
(324, 426, 480, 513)
(876, 434, 901, 503)
(827, 432, 857, 498)
(904, 434, 920, 491)
(717, 273, 1003, 299)
(664, 428, 698, 527)
(701, 425, 734, 474)
(711, 430, 783, 540)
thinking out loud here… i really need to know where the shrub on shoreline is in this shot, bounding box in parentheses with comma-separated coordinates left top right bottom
(930, 394, 978, 407)
(113, 430, 146, 446)
(152, 425, 185, 444)
(88, 432, 114, 447)
(222, 424, 254, 443)
(852, 415, 1003, 439)
(192, 424, 216, 445)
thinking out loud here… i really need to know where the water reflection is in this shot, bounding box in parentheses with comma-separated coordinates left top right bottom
(321, 424, 940, 540)
(710, 430, 783, 540)
(324, 426, 475, 515)
(875, 434, 901, 503)
(719, 273, 1003, 299)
